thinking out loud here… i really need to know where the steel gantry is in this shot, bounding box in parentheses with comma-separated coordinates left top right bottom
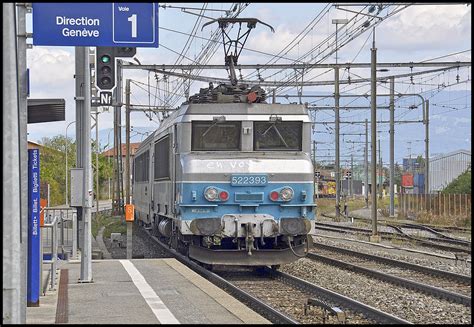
(121, 61, 470, 88)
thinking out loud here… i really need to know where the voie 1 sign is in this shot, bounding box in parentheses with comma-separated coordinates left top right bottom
(32, 3, 159, 47)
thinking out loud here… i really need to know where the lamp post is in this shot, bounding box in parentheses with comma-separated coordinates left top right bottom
(65, 121, 76, 206)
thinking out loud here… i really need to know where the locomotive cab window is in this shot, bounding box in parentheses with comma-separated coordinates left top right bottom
(134, 150, 149, 182)
(192, 120, 241, 151)
(254, 121, 302, 151)
(154, 136, 170, 180)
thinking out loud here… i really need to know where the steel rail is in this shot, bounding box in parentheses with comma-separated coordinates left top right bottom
(397, 223, 471, 246)
(313, 242, 472, 284)
(387, 224, 471, 255)
(267, 268, 412, 324)
(346, 213, 472, 233)
(315, 220, 471, 254)
(143, 229, 297, 324)
(318, 218, 469, 246)
(306, 252, 471, 307)
(142, 225, 408, 323)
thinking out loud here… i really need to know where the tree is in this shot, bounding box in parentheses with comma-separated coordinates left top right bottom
(39, 135, 75, 206)
(92, 140, 114, 200)
(442, 169, 471, 194)
(416, 155, 425, 172)
(38, 135, 113, 205)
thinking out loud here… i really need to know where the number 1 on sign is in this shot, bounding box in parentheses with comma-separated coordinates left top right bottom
(128, 14, 137, 38)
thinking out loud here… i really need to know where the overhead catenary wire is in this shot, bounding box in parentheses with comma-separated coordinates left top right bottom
(274, 5, 412, 96)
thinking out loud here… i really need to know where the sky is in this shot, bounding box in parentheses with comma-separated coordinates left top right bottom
(25, 3, 471, 164)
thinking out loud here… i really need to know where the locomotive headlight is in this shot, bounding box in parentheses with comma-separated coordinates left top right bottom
(204, 187, 219, 201)
(280, 187, 294, 201)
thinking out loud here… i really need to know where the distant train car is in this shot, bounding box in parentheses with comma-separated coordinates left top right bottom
(318, 180, 336, 198)
(133, 83, 316, 266)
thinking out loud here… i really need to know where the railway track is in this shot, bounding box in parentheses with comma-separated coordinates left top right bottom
(142, 228, 297, 324)
(389, 222, 471, 245)
(334, 213, 471, 243)
(217, 268, 410, 324)
(316, 218, 471, 254)
(282, 257, 471, 324)
(141, 228, 410, 324)
(309, 243, 471, 306)
(345, 214, 471, 233)
(386, 224, 471, 250)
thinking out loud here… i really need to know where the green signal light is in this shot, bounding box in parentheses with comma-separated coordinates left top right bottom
(101, 55, 111, 63)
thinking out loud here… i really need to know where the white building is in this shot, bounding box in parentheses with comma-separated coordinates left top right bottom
(429, 149, 471, 193)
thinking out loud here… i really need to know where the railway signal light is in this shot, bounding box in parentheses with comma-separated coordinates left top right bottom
(115, 47, 136, 57)
(96, 47, 116, 90)
(96, 47, 137, 91)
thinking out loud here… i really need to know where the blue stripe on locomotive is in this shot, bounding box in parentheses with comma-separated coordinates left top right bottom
(177, 182, 316, 221)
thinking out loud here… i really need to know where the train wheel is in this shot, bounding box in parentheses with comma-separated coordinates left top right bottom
(152, 217, 160, 236)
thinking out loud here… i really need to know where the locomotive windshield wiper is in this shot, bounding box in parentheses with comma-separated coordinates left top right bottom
(202, 121, 219, 138)
(262, 122, 289, 148)
(202, 116, 226, 137)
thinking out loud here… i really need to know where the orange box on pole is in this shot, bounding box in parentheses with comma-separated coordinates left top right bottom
(125, 204, 134, 222)
(40, 198, 48, 226)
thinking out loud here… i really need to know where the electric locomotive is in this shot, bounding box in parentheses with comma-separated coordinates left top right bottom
(133, 17, 316, 266)
(133, 82, 316, 266)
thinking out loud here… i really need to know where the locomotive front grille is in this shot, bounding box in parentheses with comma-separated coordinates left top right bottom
(234, 192, 264, 202)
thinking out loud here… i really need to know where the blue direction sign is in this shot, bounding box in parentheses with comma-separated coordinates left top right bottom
(32, 3, 159, 47)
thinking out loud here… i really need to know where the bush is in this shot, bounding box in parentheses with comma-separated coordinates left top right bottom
(103, 220, 128, 239)
(442, 170, 471, 194)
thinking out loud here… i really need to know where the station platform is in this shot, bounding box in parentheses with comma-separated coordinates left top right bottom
(27, 258, 269, 324)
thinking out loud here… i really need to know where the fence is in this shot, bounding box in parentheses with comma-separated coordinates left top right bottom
(399, 193, 471, 218)
(40, 207, 77, 292)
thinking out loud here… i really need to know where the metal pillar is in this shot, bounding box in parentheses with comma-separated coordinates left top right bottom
(16, 3, 29, 321)
(3, 3, 22, 322)
(389, 77, 395, 216)
(312, 140, 316, 200)
(334, 67, 341, 218)
(75, 48, 84, 250)
(118, 61, 125, 213)
(75, 47, 93, 282)
(72, 211, 77, 259)
(96, 111, 99, 215)
(65, 121, 75, 206)
(125, 79, 131, 205)
(125, 78, 132, 259)
(378, 139, 382, 199)
(425, 100, 429, 195)
(364, 119, 369, 208)
(113, 60, 124, 215)
(350, 153, 353, 198)
(112, 70, 118, 214)
(370, 28, 378, 238)
(127, 223, 133, 259)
